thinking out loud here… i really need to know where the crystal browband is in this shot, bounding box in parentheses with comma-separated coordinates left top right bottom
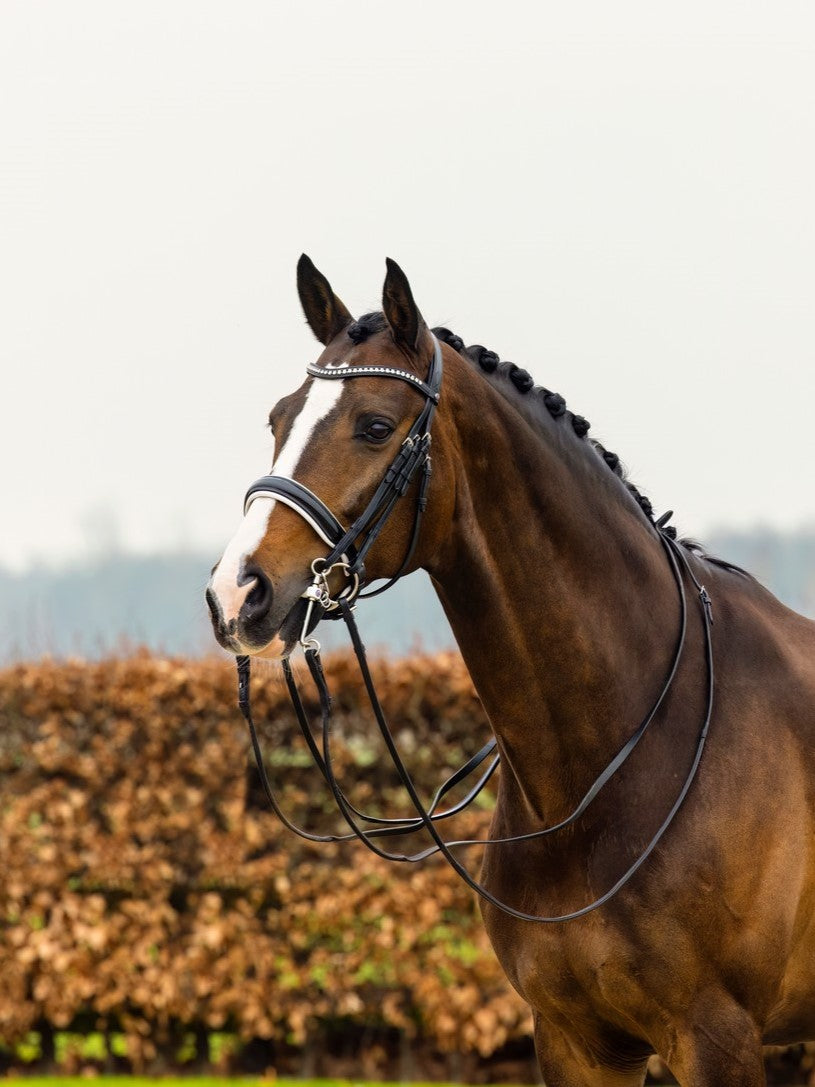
(306, 362, 440, 402)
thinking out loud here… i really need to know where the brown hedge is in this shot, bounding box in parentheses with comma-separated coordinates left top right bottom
(0, 652, 531, 1069)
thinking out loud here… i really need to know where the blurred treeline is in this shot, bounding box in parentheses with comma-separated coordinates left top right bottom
(0, 527, 813, 664)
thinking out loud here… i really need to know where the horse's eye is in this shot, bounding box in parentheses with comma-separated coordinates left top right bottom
(362, 419, 394, 444)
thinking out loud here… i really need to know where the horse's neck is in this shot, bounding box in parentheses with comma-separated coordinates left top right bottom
(429, 381, 679, 825)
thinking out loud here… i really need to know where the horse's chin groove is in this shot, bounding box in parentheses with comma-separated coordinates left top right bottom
(252, 634, 290, 661)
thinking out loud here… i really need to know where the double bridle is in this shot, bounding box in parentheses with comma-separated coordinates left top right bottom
(242, 335, 443, 643)
(235, 334, 715, 923)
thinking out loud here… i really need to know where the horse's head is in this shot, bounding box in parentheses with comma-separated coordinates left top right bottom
(206, 256, 455, 658)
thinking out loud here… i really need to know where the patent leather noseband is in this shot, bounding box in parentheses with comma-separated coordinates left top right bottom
(244, 477, 350, 552)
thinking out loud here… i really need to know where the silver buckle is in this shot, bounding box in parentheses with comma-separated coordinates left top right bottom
(298, 558, 360, 651)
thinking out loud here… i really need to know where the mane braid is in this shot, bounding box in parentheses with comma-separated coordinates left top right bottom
(431, 326, 748, 577)
(347, 312, 388, 344)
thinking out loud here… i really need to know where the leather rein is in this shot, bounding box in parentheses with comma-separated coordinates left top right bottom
(235, 334, 715, 923)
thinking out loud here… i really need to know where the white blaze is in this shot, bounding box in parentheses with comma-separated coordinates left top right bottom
(271, 374, 345, 478)
(208, 375, 345, 623)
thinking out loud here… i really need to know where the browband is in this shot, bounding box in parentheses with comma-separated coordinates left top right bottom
(306, 361, 440, 402)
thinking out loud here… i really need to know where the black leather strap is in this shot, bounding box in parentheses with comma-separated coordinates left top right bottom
(243, 476, 353, 557)
(235, 525, 716, 918)
(234, 321, 716, 921)
(241, 335, 443, 608)
(330, 535, 715, 922)
(234, 653, 500, 849)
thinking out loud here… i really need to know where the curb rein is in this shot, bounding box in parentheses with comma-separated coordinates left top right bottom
(235, 335, 715, 924)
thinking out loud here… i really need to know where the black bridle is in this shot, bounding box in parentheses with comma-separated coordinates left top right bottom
(234, 335, 715, 923)
(242, 336, 443, 630)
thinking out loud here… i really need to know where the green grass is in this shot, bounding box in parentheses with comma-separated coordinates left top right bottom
(1, 1080, 468, 1087)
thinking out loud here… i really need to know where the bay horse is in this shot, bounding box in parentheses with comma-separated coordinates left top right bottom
(207, 256, 815, 1087)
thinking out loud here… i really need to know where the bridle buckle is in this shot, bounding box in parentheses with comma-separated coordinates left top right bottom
(299, 558, 358, 650)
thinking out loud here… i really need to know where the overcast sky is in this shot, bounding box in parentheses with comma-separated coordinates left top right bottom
(2, 2, 814, 571)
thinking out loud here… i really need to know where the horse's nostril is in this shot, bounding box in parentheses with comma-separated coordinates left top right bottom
(241, 565, 273, 621)
(205, 586, 219, 622)
(245, 580, 266, 609)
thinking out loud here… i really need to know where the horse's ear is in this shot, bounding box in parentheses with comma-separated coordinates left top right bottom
(297, 254, 354, 346)
(382, 257, 428, 355)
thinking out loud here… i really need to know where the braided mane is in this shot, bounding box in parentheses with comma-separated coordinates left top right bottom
(344, 313, 743, 574)
(430, 326, 658, 522)
(430, 326, 746, 575)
